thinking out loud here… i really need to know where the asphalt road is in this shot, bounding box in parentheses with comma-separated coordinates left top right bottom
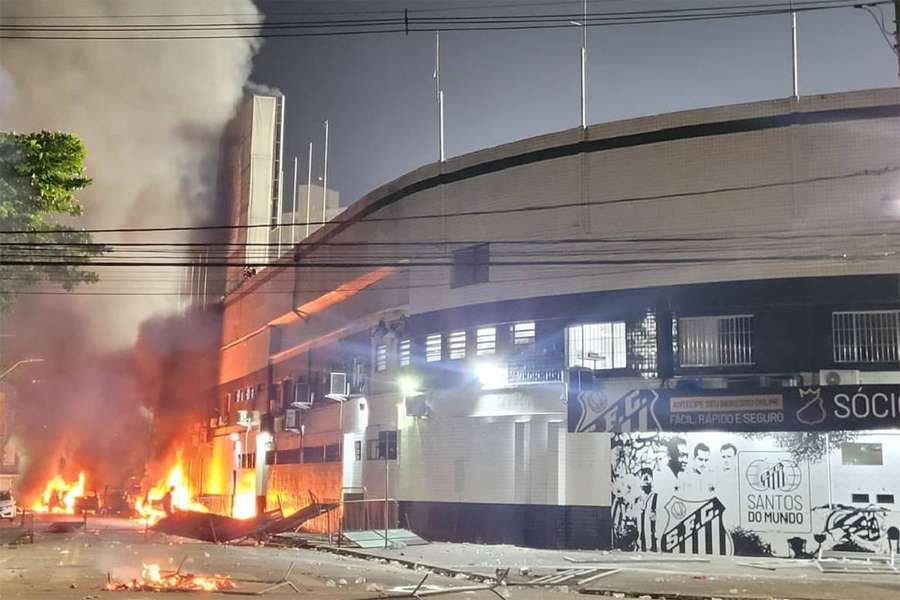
(3, 516, 900, 599)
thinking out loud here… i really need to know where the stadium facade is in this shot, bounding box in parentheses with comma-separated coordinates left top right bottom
(201, 87, 900, 556)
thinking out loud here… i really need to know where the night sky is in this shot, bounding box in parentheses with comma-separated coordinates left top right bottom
(250, 0, 898, 207)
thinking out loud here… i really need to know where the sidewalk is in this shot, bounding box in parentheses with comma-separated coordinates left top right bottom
(328, 541, 900, 600)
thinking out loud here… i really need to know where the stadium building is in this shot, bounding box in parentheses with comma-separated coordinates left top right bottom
(201, 87, 900, 556)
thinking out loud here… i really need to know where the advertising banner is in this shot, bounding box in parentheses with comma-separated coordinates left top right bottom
(569, 383, 900, 433)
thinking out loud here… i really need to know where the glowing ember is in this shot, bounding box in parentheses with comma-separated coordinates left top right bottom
(31, 472, 86, 514)
(135, 451, 208, 525)
(104, 563, 236, 592)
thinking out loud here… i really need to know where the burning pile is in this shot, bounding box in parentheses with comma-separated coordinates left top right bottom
(104, 563, 235, 592)
(135, 452, 209, 525)
(31, 472, 86, 514)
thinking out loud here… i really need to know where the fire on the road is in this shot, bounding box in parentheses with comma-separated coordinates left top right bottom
(31, 471, 86, 514)
(135, 452, 209, 525)
(104, 563, 236, 592)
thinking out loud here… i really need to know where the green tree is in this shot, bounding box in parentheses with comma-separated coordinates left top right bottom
(0, 131, 105, 312)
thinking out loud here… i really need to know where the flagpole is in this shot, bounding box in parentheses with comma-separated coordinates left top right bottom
(290, 155, 298, 246)
(305, 142, 313, 239)
(436, 31, 445, 162)
(322, 120, 329, 229)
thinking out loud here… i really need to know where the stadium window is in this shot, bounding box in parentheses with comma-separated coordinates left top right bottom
(425, 333, 442, 362)
(375, 344, 387, 372)
(367, 430, 398, 460)
(678, 315, 753, 367)
(841, 443, 883, 466)
(476, 326, 496, 356)
(399, 339, 411, 366)
(567, 322, 626, 370)
(448, 330, 466, 360)
(512, 321, 535, 346)
(451, 243, 489, 288)
(832, 310, 900, 363)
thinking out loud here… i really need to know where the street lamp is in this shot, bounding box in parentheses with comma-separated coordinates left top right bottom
(0, 358, 45, 381)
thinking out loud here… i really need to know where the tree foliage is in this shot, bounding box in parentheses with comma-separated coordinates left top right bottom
(0, 131, 105, 312)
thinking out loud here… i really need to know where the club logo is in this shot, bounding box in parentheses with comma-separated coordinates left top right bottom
(795, 387, 826, 426)
(745, 459, 802, 493)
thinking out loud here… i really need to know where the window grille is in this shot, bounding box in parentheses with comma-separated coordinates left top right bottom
(476, 327, 496, 355)
(375, 344, 387, 372)
(425, 334, 442, 363)
(679, 315, 753, 367)
(567, 322, 626, 370)
(399, 339, 411, 366)
(833, 310, 900, 363)
(448, 330, 466, 360)
(512, 321, 535, 345)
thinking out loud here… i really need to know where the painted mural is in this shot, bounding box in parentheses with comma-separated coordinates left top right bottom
(610, 432, 900, 557)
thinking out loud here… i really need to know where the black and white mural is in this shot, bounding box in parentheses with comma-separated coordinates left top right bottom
(609, 431, 900, 557)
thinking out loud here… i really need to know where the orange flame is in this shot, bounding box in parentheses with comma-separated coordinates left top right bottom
(135, 451, 208, 525)
(31, 471, 86, 514)
(232, 470, 257, 520)
(104, 563, 235, 592)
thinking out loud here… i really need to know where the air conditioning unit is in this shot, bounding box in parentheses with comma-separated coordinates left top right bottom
(406, 395, 431, 418)
(819, 369, 861, 386)
(330, 372, 348, 396)
(284, 409, 301, 431)
(290, 382, 312, 409)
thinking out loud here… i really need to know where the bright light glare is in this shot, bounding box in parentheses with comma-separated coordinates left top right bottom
(397, 375, 419, 396)
(229, 432, 240, 442)
(257, 432, 272, 445)
(475, 363, 506, 389)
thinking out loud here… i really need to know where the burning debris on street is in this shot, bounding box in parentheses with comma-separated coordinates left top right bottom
(104, 563, 236, 593)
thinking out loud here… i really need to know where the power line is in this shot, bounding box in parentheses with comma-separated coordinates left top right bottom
(1, 165, 894, 236)
(0, 1, 884, 39)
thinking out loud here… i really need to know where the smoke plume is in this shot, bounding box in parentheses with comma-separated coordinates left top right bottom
(0, 0, 261, 346)
(0, 1, 262, 497)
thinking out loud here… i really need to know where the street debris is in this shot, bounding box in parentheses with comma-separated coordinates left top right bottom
(736, 561, 777, 571)
(152, 497, 338, 543)
(103, 560, 236, 592)
(224, 562, 302, 596)
(379, 569, 510, 598)
(47, 521, 84, 534)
